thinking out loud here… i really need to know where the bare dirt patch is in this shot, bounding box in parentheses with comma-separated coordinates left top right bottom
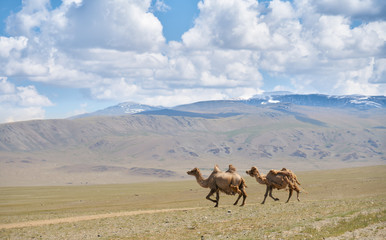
(0, 207, 203, 230)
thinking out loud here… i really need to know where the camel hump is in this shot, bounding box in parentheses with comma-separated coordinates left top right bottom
(282, 168, 301, 185)
(213, 164, 221, 173)
(269, 168, 295, 179)
(226, 164, 237, 173)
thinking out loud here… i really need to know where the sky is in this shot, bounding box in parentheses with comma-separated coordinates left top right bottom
(0, 0, 385, 123)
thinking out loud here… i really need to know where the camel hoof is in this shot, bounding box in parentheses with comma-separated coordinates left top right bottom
(274, 198, 279, 201)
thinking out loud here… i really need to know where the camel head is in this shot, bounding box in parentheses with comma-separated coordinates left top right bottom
(187, 167, 200, 176)
(246, 166, 259, 177)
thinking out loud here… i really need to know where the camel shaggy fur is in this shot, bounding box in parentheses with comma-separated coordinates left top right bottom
(246, 166, 302, 204)
(187, 165, 247, 207)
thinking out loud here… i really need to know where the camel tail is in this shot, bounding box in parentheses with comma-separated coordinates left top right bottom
(300, 187, 308, 194)
(290, 173, 301, 185)
(296, 183, 307, 194)
(295, 178, 301, 185)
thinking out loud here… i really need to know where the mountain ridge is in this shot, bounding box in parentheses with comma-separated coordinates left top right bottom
(69, 93, 386, 120)
(0, 94, 385, 186)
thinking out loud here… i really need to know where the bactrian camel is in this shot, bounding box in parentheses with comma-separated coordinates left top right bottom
(187, 165, 247, 207)
(246, 166, 302, 204)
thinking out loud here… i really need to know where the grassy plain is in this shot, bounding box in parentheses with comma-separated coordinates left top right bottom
(0, 165, 385, 239)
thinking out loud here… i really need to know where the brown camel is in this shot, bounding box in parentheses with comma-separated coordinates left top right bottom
(246, 166, 302, 204)
(187, 165, 247, 207)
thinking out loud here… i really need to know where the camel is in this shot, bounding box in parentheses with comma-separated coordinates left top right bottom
(246, 166, 302, 204)
(187, 165, 247, 207)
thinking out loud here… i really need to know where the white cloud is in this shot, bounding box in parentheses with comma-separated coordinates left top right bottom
(57, 0, 165, 52)
(5, 0, 51, 37)
(0, 77, 52, 122)
(0, 0, 385, 122)
(316, 15, 352, 51)
(16, 85, 52, 107)
(0, 77, 15, 94)
(152, 0, 170, 12)
(268, 0, 296, 22)
(90, 78, 139, 100)
(5, 59, 48, 76)
(6, 0, 166, 52)
(3, 0, 168, 91)
(257, 0, 386, 95)
(0, 36, 28, 58)
(352, 21, 386, 55)
(369, 58, 386, 83)
(1, 107, 47, 123)
(311, 16, 386, 58)
(182, 0, 273, 50)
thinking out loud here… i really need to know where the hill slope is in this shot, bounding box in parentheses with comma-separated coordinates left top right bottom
(0, 102, 385, 186)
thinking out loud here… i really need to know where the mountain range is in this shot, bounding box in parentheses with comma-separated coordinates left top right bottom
(0, 93, 385, 186)
(71, 102, 163, 119)
(71, 93, 386, 119)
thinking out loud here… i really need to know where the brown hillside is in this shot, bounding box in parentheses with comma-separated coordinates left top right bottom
(0, 105, 385, 186)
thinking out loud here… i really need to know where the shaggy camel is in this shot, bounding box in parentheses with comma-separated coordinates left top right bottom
(187, 165, 247, 207)
(246, 166, 302, 204)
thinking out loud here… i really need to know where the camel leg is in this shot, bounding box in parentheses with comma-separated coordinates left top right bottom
(233, 185, 247, 206)
(206, 188, 217, 204)
(214, 190, 220, 207)
(233, 193, 242, 206)
(240, 187, 247, 206)
(261, 185, 270, 204)
(269, 188, 279, 201)
(286, 189, 293, 203)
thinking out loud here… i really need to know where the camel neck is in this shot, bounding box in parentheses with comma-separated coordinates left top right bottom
(194, 172, 209, 188)
(254, 170, 266, 184)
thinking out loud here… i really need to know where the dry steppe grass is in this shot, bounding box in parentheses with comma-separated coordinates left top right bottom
(0, 165, 385, 239)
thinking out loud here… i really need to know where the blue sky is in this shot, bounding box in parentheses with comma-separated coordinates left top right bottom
(0, 0, 385, 123)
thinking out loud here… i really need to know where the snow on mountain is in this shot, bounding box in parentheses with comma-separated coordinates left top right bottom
(247, 93, 385, 109)
(72, 93, 385, 119)
(71, 102, 164, 119)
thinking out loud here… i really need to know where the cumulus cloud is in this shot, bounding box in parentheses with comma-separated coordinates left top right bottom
(2, 0, 169, 99)
(0, 36, 28, 58)
(60, 0, 165, 52)
(0, 77, 53, 122)
(182, 0, 272, 50)
(0, 0, 385, 122)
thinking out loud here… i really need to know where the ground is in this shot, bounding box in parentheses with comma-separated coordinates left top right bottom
(0, 165, 385, 239)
